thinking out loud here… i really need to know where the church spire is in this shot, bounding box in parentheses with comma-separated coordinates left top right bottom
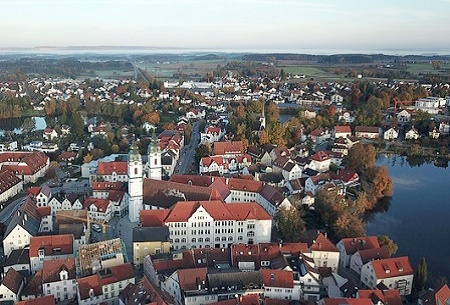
(129, 141, 142, 162)
(148, 132, 160, 155)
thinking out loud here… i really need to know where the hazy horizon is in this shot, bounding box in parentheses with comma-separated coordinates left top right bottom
(2, 0, 450, 52)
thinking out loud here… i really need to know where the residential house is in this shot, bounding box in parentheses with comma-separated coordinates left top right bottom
(3, 196, 53, 256)
(0, 169, 23, 203)
(303, 233, 340, 272)
(309, 128, 331, 145)
(29, 234, 74, 273)
(336, 236, 381, 268)
(439, 121, 450, 135)
(77, 263, 135, 305)
(331, 94, 344, 104)
(414, 97, 445, 114)
(32, 258, 77, 302)
(338, 111, 356, 124)
(83, 197, 113, 223)
(333, 126, 352, 139)
(429, 127, 440, 139)
(118, 276, 174, 305)
(360, 257, 414, 295)
(213, 141, 244, 159)
(350, 247, 391, 275)
(60, 125, 71, 136)
(2, 248, 30, 276)
(132, 226, 171, 266)
(261, 269, 300, 301)
(355, 127, 380, 139)
(0, 267, 24, 303)
(396, 110, 411, 123)
(358, 289, 402, 305)
(383, 127, 399, 141)
(419, 284, 450, 305)
(97, 161, 128, 183)
(308, 151, 331, 173)
(17, 295, 56, 305)
(42, 128, 58, 140)
(405, 127, 420, 140)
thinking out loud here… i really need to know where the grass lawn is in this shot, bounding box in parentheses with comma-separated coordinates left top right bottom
(279, 66, 332, 77)
(407, 62, 450, 75)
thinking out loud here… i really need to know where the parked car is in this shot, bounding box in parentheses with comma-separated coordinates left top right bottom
(92, 224, 102, 232)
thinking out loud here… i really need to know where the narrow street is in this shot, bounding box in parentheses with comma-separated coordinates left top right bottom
(174, 120, 201, 174)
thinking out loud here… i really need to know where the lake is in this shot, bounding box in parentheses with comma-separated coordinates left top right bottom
(0, 116, 47, 136)
(366, 155, 450, 281)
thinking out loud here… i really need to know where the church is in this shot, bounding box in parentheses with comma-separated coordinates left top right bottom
(128, 134, 162, 222)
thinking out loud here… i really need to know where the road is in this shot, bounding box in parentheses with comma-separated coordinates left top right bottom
(174, 121, 201, 175)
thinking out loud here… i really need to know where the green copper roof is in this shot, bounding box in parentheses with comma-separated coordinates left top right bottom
(129, 141, 142, 162)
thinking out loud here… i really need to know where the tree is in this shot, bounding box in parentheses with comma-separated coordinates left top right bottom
(163, 122, 177, 130)
(71, 112, 84, 138)
(111, 144, 119, 153)
(44, 99, 56, 116)
(377, 235, 398, 256)
(346, 143, 376, 173)
(369, 166, 394, 199)
(258, 129, 269, 145)
(416, 257, 428, 290)
(275, 207, 305, 242)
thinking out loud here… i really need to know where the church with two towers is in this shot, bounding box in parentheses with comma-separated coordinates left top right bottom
(127, 134, 162, 222)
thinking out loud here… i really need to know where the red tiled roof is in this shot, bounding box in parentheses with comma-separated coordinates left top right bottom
(310, 151, 330, 162)
(358, 246, 391, 264)
(140, 209, 170, 227)
(97, 161, 127, 175)
(340, 236, 380, 255)
(42, 258, 76, 283)
(83, 197, 111, 212)
(310, 233, 339, 252)
(177, 267, 207, 291)
(355, 126, 380, 133)
(1, 267, 24, 294)
(107, 190, 125, 202)
(29, 234, 73, 257)
(36, 206, 51, 217)
(261, 269, 293, 288)
(0, 170, 22, 195)
(226, 203, 272, 220)
(213, 141, 243, 156)
(320, 298, 372, 305)
(371, 257, 413, 279)
(78, 263, 134, 300)
(0, 151, 48, 175)
(358, 289, 402, 305)
(334, 126, 351, 133)
(435, 284, 450, 305)
(17, 295, 56, 305)
(59, 151, 77, 160)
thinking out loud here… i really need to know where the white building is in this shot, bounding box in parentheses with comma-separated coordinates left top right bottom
(0, 170, 23, 203)
(360, 256, 414, 295)
(40, 258, 77, 302)
(414, 97, 445, 114)
(396, 110, 411, 123)
(383, 127, 399, 141)
(29, 234, 74, 273)
(128, 143, 144, 223)
(303, 233, 340, 272)
(262, 269, 301, 301)
(3, 197, 52, 256)
(0, 268, 24, 303)
(405, 127, 420, 140)
(140, 200, 272, 250)
(77, 263, 135, 305)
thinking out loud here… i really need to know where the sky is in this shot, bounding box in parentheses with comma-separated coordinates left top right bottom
(1, 0, 450, 53)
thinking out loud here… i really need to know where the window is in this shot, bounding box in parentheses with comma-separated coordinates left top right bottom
(134, 168, 138, 175)
(192, 238, 196, 243)
(238, 236, 243, 241)
(247, 231, 255, 237)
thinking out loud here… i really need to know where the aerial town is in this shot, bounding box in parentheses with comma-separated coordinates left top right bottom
(0, 51, 449, 305)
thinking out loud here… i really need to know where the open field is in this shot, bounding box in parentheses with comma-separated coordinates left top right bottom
(406, 62, 450, 75)
(135, 59, 230, 80)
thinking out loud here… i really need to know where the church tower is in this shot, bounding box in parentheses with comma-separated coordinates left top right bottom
(148, 133, 162, 180)
(128, 141, 143, 223)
